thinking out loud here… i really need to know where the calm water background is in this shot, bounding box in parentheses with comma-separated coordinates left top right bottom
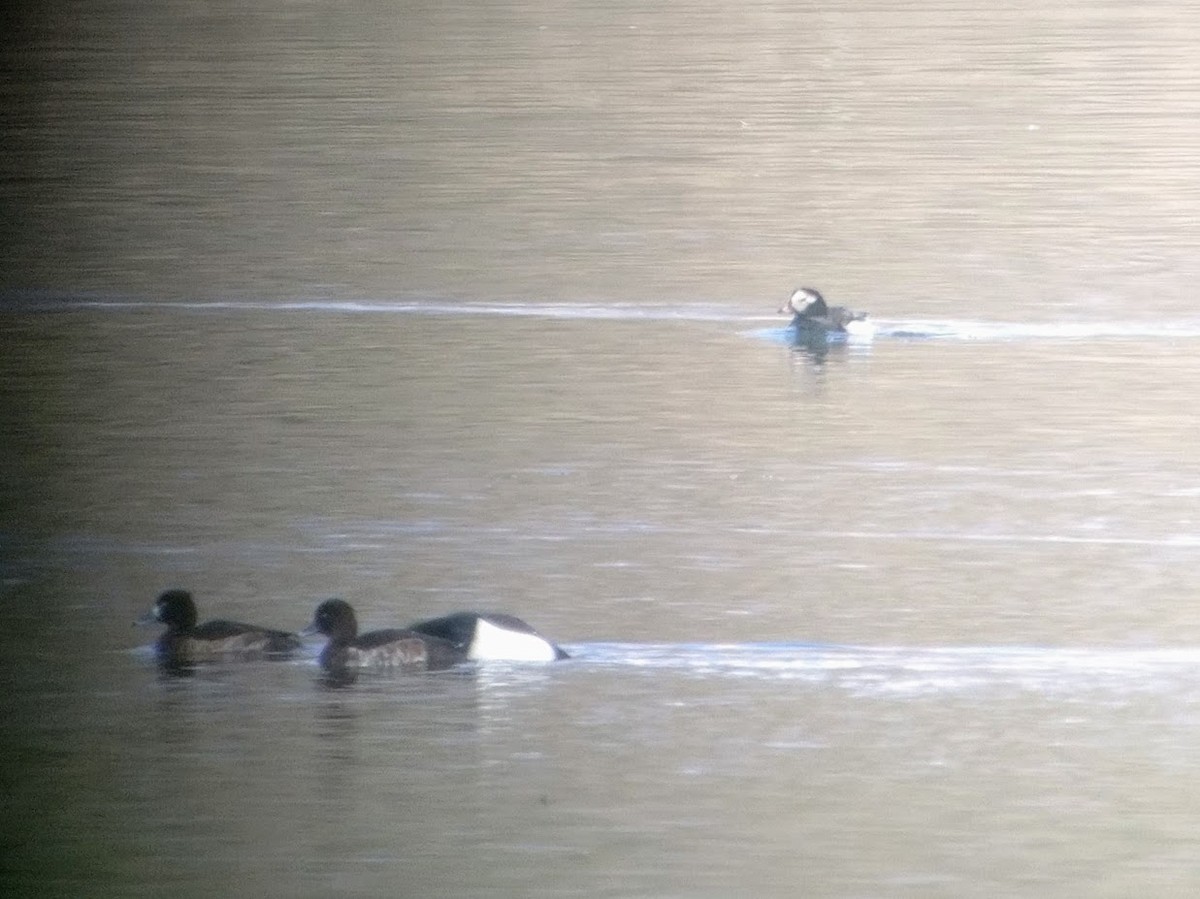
(6, 0, 1200, 895)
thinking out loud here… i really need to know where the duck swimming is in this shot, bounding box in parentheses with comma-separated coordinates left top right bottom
(779, 287, 871, 334)
(301, 598, 464, 674)
(300, 599, 570, 675)
(135, 589, 301, 668)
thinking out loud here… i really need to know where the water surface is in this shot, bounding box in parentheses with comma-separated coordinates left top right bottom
(6, 0, 1200, 896)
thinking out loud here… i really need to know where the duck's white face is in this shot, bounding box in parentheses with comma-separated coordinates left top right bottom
(782, 288, 822, 315)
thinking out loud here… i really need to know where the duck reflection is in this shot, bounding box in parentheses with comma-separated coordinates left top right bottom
(786, 327, 840, 364)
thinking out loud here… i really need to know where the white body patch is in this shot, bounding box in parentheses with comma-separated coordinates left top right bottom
(844, 318, 877, 340)
(468, 618, 558, 662)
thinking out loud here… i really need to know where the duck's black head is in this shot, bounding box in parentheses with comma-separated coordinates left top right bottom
(140, 589, 198, 631)
(780, 287, 829, 318)
(302, 598, 358, 642)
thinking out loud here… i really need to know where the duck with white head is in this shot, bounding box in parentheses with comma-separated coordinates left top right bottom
(779, 287, 873, 338)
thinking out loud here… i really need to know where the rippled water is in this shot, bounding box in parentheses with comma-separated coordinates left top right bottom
(7, 0, 1200, 895)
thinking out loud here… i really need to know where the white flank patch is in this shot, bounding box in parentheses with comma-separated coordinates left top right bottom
(469, 618, 558, 662)
(844, 318, 878, 341)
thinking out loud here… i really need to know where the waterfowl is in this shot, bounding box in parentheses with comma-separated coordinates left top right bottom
(135, 589, 301, 667)
(779, 287, 870, 334)
(406, 611, 569, 662)
(300, 598, 464, 673)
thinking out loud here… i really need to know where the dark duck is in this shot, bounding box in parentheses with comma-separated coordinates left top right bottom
(300, 599, 569, 675)
(301, 598, 464, 674)
(135, 589, 301, 668)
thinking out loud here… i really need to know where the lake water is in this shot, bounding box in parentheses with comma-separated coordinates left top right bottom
(6, 0, 1200, 896)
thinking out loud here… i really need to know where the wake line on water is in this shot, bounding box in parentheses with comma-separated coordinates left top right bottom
(752, 319, 1200, 343)
(881, 319, 1200, 340)
(571, 641, 1200, 694)
(12, 295, 1200, 339)
(740, 528, 1200, 549)
(11, 296, 744, 322)
(30, 526, 1200, 560)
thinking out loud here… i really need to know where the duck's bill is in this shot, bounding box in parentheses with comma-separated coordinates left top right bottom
(133, 610, 158, 627)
